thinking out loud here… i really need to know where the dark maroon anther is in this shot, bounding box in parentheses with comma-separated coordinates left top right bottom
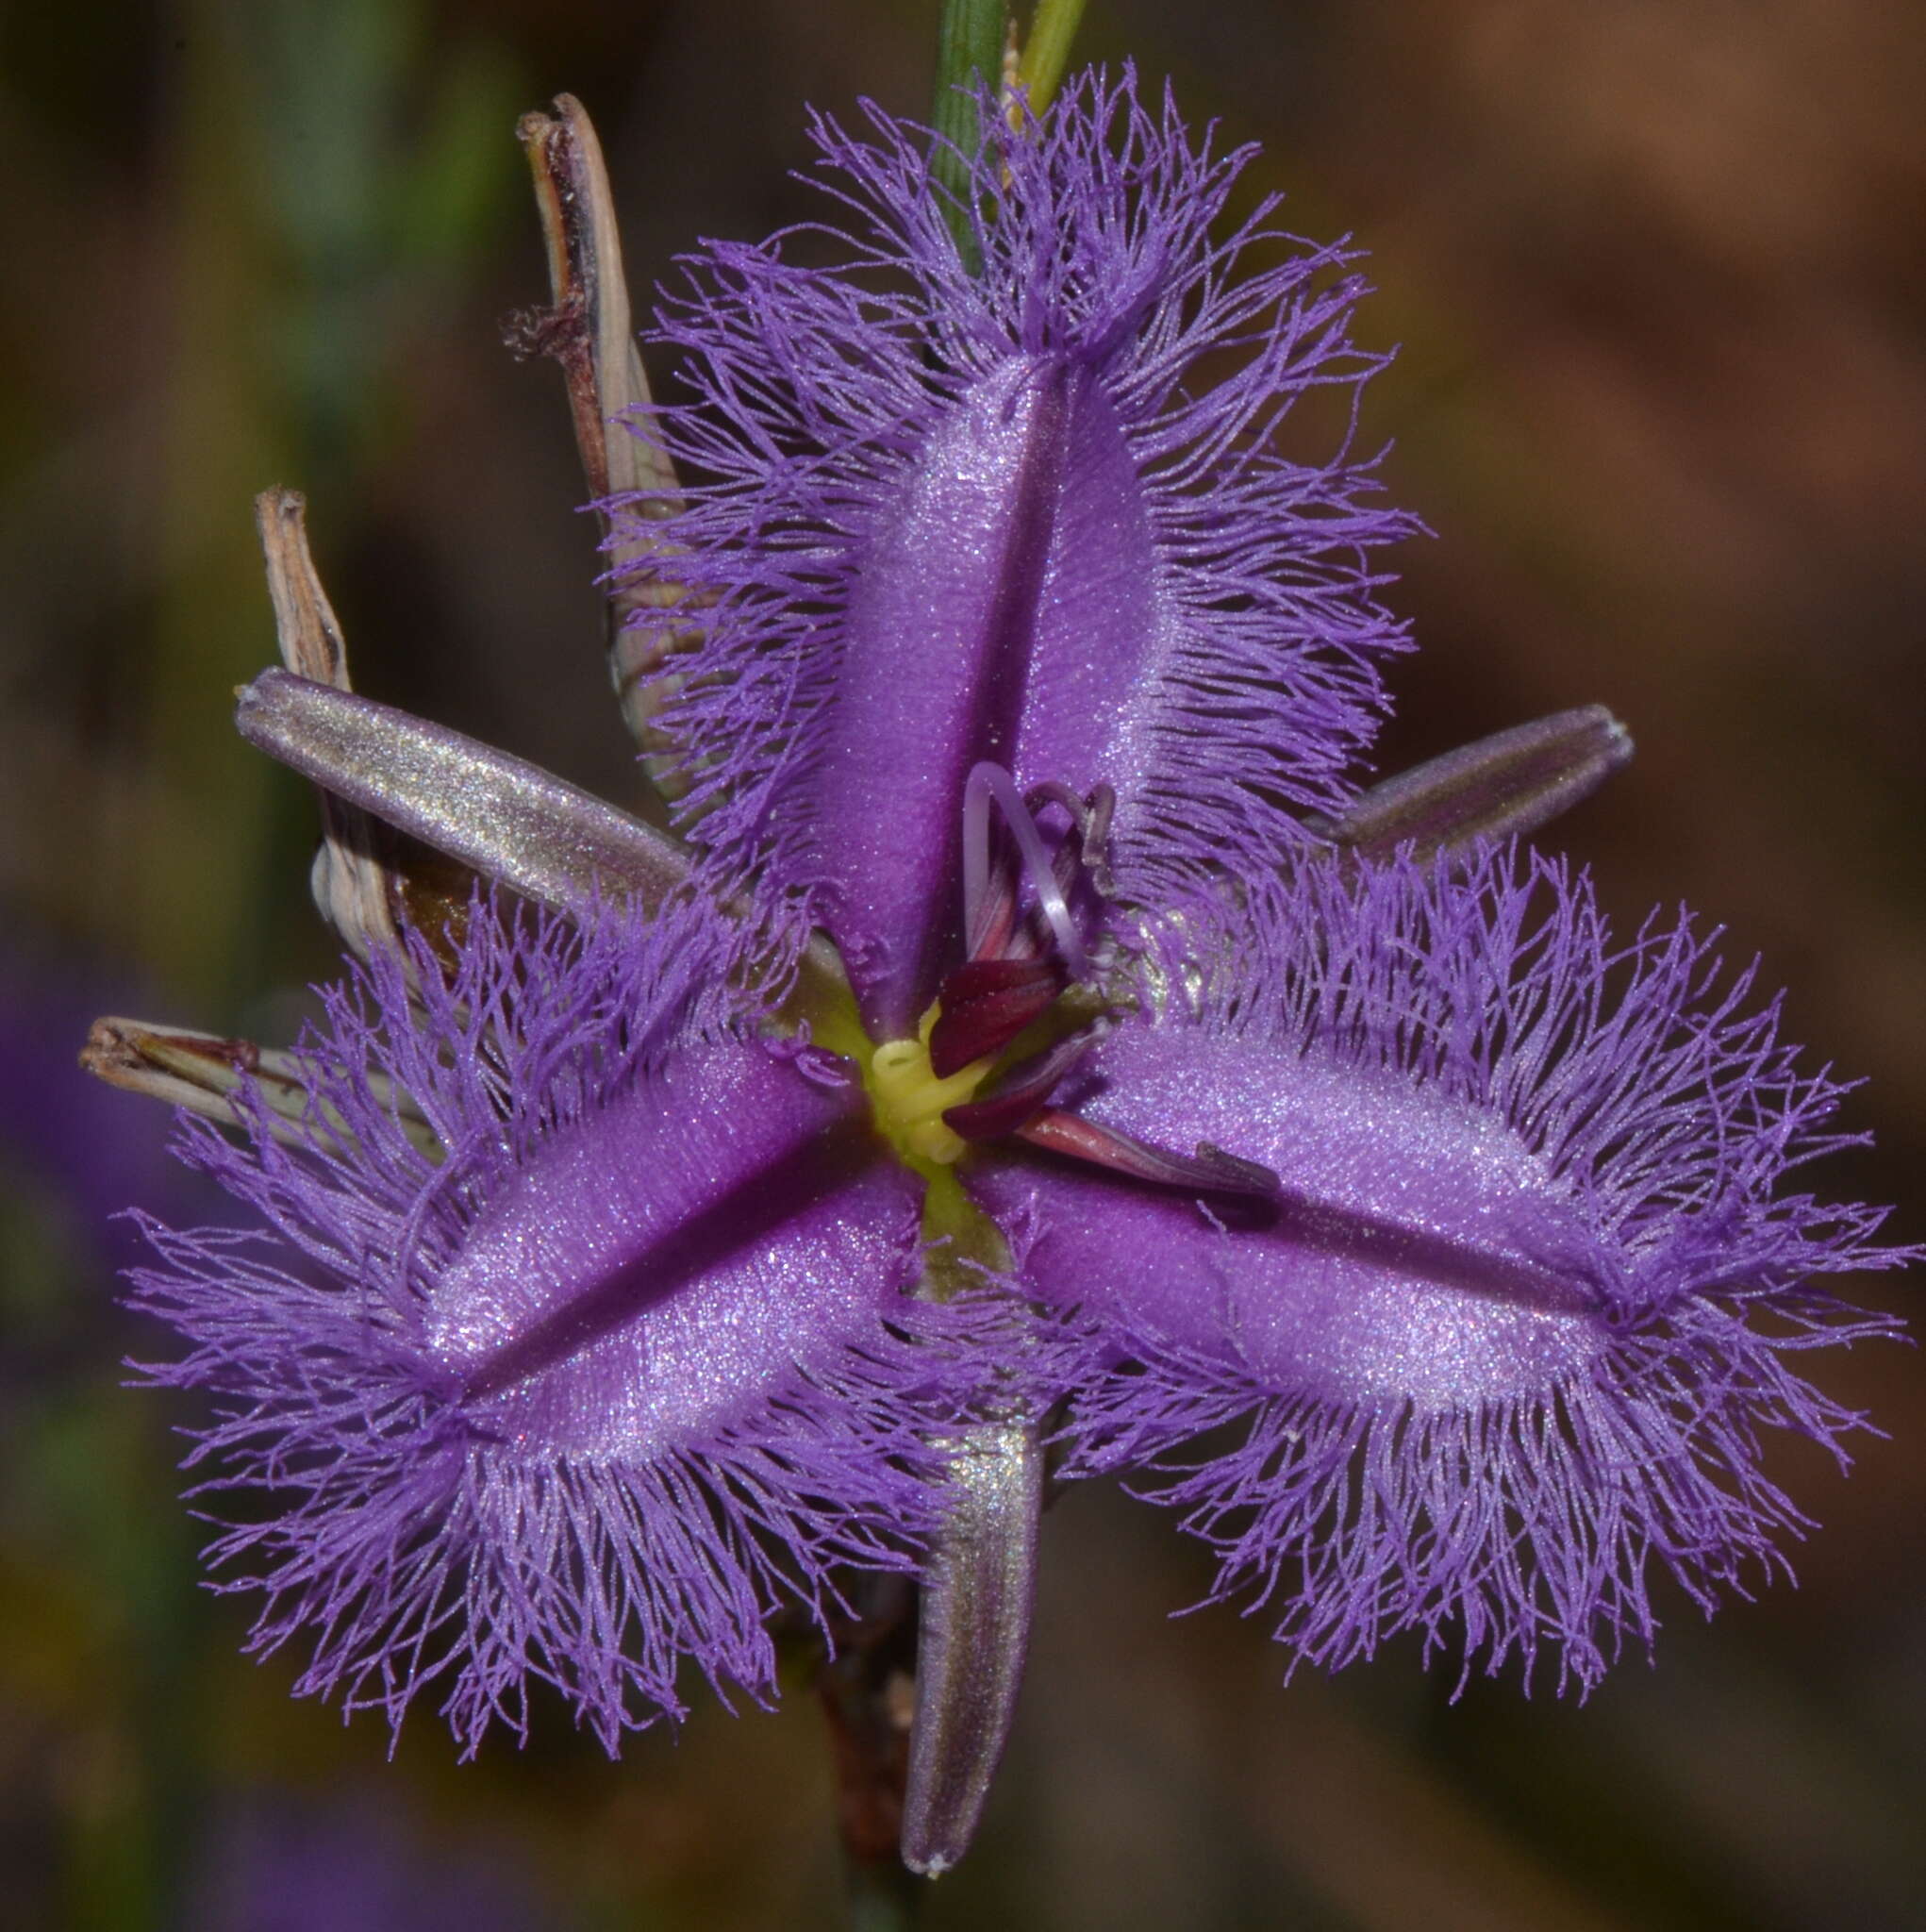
(963, 832, 1021, 963)
(1014, 1108, 1283, 1202)
(1191, 1141, 1286, 1200)
(942, 1087, 1054, 1143)
(942, 1026, 1103, 1142)
(928, 958, 1068, 1078)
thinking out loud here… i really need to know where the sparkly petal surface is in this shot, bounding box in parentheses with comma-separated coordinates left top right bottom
(623, 72, 1417, 1031)
(972, 1034, 1602, 1409)
(971, 848, 1907, 1689)
(125, 897, 976, 1753)
(435, 1041, 920, 1457)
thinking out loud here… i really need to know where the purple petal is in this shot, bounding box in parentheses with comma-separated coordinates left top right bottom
(439, 1041, 921, 1453)
(622, 72, 1418, 1031)
(969, 846, 1909, 1690)
(123, 895, 983, 1754)
(973, 1027, 1602, 1410)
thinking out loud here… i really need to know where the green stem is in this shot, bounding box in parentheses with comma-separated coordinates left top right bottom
(1016, 0, 1089, 113)
(928, 0, 1008, 270)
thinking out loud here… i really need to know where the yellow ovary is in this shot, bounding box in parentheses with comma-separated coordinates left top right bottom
(869, 1005, 992, 1166)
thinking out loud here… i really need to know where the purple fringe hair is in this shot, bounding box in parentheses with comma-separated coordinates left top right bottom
(620, 70, 1419, 967)
(1056, 846, 1909, 1691)
(126, 900, 995, 1754)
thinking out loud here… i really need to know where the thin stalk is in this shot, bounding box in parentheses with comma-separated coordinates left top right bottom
(1016, 0, 1089, 113)
(928, 0, 1008, 270)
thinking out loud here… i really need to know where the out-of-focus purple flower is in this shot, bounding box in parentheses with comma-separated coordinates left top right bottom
(125, 891, 1001, 1754)
(191, 1788, 548, 1932)
(626, 70, 1418, 1036)
(971, 847, 1909, 1690)
(2, 947, 183, 1267)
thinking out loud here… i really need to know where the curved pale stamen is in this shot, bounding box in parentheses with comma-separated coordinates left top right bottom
(1025, 778, 1116, 900)
(962, 762, 1090, 979)
(1072, 783, 1116, 897)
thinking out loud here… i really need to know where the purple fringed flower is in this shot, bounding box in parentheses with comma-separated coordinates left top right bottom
(92, 66, 1909, 1879)
(125, 892, 1005, 1753)
(967, 846, 1910, 1690)
(591, 67, 1906, 1731)
(626, 69, 1418, 1036)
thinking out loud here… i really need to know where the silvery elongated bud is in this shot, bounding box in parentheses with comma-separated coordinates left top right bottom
(900, 1420, 1043, 1877)
(1317, 705, 1634, 864)
(235, 672, 689, 915)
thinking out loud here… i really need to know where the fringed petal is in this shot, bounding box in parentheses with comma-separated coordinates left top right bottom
(970, 847, 1909, 1688)
(621, 71, 1418, 1031)
(125, 896, 995, 1753)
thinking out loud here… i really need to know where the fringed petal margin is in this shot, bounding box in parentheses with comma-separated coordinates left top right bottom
(976, 845, 1911, 1687)
(1062, 1284, 1900, 1694)
(618, 70, 1418, 1026)
(129, 1219, 1018, 1755)
(123, 894, 1027, 1753)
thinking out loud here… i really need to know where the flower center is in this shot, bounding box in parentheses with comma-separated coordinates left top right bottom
(837, 761, 1280, 1210)
(869, 1003, 994, 1166)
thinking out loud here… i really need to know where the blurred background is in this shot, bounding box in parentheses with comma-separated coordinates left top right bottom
(2, 1, 1922, 1925)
